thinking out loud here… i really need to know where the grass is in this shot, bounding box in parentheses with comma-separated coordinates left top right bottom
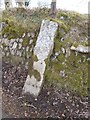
(44, 32, 88, 96)
(45, 50, 88, 96)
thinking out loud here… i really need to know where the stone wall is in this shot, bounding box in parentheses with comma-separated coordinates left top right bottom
(1, 33, 35, 58)
(0, 22, 38, 69)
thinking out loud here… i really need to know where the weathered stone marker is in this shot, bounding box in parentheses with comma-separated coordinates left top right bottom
(4, 0, 12, 9)
(51, 0, 57, 18)
(23, 19, 58, 97)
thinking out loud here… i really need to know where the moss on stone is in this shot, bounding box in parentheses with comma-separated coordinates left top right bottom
(22, 37, 29, 47)
(33, 69, 41, 81)
(28, 52, 38, 77)
(32, 54, 38, 62)
(28, 56, 40, 81)
(2, 43, 7, 48)
(49, 18, 68, 33)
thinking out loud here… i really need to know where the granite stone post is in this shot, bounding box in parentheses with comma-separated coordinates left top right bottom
(23, 19, 58, 97)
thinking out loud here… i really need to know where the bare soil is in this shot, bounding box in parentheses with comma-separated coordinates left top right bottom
(2, 59, 89, 119)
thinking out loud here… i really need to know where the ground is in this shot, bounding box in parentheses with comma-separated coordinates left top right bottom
(2, 59, 88, 119)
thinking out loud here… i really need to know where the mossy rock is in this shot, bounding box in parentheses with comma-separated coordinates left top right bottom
(32, 54, 38, 62)
(2, 43, 7, 48)
(33, 69, 41, 81)
(22, 37, 29, 47)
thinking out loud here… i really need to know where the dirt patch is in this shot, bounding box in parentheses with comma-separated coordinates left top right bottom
(2, 59, 88, 119)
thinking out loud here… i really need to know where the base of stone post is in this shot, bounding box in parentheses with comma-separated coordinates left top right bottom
(22, 75, 43, 97)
